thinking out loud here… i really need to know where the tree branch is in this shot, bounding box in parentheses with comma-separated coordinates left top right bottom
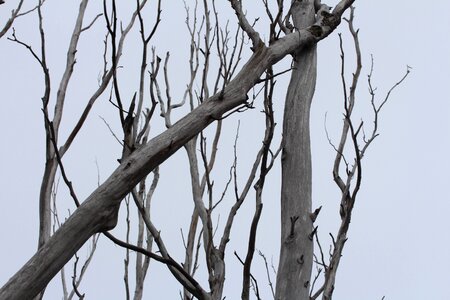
(0, 0, 24, 39)
(228, 0, 262, 50)
(0, 2, 355, 297)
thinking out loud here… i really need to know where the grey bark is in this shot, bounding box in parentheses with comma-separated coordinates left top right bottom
(37, 159, 57, 249)
(275, 1, 317, 299)
(0, 2, 354, 298)
(38, 0, 90, 250)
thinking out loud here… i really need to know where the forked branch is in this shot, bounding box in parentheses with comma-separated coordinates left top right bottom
(314, 7, 410, 300)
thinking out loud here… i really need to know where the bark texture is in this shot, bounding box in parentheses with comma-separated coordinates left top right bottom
(0, 43, 270, 300)
(275, 1, 317, 299)
(0, 1, 355, 297)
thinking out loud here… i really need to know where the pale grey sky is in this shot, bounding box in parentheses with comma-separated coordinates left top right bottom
(1, 1, 449, 299)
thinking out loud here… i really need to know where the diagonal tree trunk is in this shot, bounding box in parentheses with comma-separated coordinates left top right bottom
(0, 2, 354, 298)
(275, 1, 317, 299)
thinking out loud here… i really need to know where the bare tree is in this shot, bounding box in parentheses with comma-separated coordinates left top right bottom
(0, 1, 409, 299)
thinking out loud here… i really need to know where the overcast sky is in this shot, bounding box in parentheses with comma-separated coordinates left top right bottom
(1, 1, 449, 299)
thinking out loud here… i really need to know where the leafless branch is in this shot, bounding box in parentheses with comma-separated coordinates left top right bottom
(129, 190, 210, 299)
(51, 180, 69, 300)
(81, 13, 102, 32)
(258, 251, 275, 299)
(61, 0, 146, 156)
(255, 67, 292, 83)
(242, 67, 277, 300)
(71, 255, 85, 299)
(219, 134, 263, 253)
(133, 0, 161, 142)
(69, 235, 99, 300)
(133, 168, 158, 300)
(309, 266, 323, 300)
(7, 28, 44, 67)
(123, 197, 131, 300)
(99, 115, 123, 146)
(0, 0, 24, 39)
(151, 51, 187, 128)
(234, 252, 261, 300)
(43, 113, 81, 207)
(228, 0, 262, 50)
(16, 0, 47, 18)
(320, 7, 410, 300)
(324, 112, 350, 168)
(104, 230, 208, 300)
(53, 0, 90, 138)
(0, 1, 358, 297)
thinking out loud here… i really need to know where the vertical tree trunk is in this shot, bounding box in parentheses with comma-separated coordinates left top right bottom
(275, 1, 317, 299)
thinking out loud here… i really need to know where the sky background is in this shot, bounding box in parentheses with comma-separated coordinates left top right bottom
(1, 0, 449, 299)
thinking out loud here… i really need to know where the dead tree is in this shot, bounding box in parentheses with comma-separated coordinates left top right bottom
(0, 1, 372, 299)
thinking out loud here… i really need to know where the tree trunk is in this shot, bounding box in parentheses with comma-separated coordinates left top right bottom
(0, 45, 270, 300)
(275, 1, 317, 299)
(0, 2, 354, 296)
